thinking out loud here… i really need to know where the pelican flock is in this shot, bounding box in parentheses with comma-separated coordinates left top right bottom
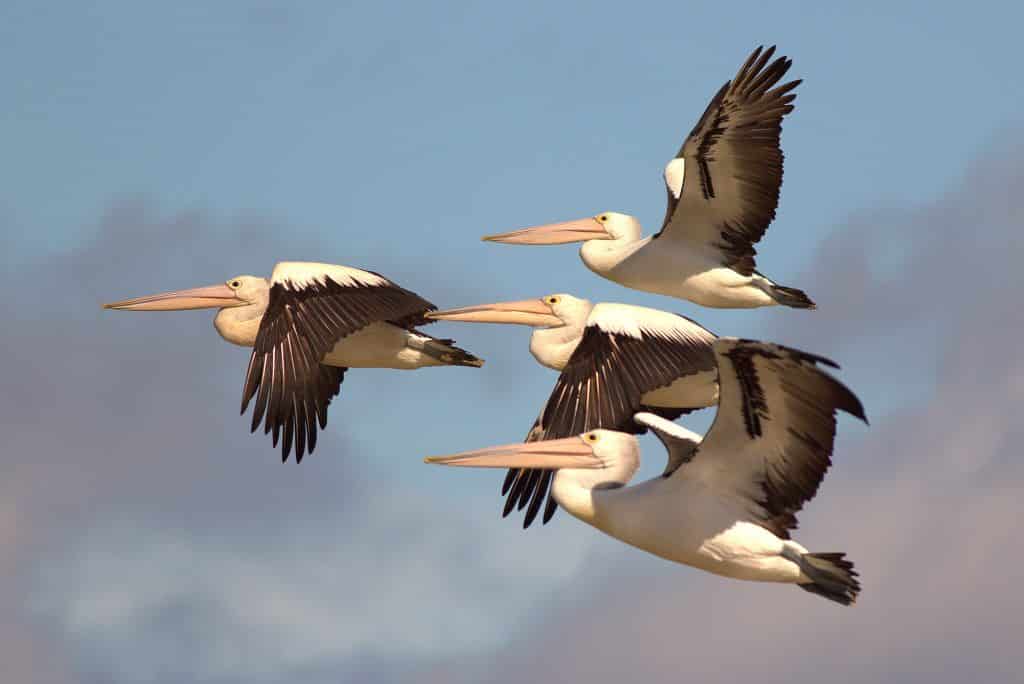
(105, 46, 868, 606)
(428, 294, 718, 526)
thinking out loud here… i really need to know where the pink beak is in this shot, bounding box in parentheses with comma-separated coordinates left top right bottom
(103, 283, 243, 311)
(426, 298, 562, 327)
(425, 436, 603, 469)
(482, 217, 611, 245)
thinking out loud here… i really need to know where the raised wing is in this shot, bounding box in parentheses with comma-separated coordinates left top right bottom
(241, 262, 435, 462)
(501, 304, 717, 528)
(680, 338, 867, 538)
(658, 46, 801, 275)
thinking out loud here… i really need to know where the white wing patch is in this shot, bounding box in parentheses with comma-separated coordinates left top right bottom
(271, 262, 390, 289)
(589, 302, 715, 343)
(633, 412, 703, 444)
(664, 158, 686, 200)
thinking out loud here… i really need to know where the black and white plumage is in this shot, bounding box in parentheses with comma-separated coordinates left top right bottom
(684, 340, 867, 541)
(657, 45, 800, 276)
(428, 294, 718, 526)
(482, 46, 814, 310)
(427, 339, 867, 605)
(104, 261, 483, 462)
(240, 263, 434, 461)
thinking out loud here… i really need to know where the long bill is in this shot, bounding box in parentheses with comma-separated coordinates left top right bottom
(482, 217, 611, 245)
(426, 298, 561, 327)
(425, 436, 603, 469)
(103, 283, 243, 311)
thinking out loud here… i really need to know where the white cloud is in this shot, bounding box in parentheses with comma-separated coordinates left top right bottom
(33, 485, 598, 682)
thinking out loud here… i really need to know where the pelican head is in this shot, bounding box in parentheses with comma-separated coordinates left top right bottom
(429, 294, 593, 370)
(104, 275, 270, 346)
(427, 293, 591, 329)
(482, 212, 641, 246)
(425, 429, 640, 500)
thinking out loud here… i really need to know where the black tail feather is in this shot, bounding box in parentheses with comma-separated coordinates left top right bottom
(798, 552, 860, 606)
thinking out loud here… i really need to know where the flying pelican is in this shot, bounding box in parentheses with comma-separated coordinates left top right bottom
(482, 46, 813, 310)
(104, 261, 483, 462)
(428, 293, 718, 526)
(427, 338, 866, 605)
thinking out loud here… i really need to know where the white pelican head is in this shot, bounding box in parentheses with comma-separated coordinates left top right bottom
(425, 429, 640, 491)
(426, 293, 591, 329)
(427, 293, 593, 370)
(482, 212, 641, 246)
(103, 275, 271, 346)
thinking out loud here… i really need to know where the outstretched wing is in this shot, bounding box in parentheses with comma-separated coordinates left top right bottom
(241, 262, 435, 462)
(658, 46, 800, 275)
(679, 338, 867, 538)
(501, 304, 717, 528)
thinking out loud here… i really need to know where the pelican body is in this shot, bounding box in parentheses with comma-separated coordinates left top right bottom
(428, 339, 867, 605)
(483, 46, 814, 310)
(105, 261, 482, 461)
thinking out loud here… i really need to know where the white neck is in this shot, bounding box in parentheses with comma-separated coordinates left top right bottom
(213, 302, 266, 347)
(579, 233, 648, 276)
(551, 452, 639, 528)
(554, 474, 658, 553)
(527, 301, 592, 370)
(529, 324, 582, 370)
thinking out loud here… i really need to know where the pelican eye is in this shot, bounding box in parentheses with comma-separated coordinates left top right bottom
(585, 433, 599, 443)
(229, 280, 241, 289)
(598, 215, 608, 222)
(547, 296, 559, 305)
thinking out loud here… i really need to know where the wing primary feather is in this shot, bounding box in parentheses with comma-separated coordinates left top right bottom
(241, 350, 260, 414)
(541, 489, 558, 524)
(523, 470, 552, 528)
(502, 468, 519, 495)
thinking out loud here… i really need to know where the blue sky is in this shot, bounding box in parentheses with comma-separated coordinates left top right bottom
(2, 2, 1023, 682)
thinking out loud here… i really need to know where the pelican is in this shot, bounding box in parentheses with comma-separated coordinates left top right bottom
(104, 261, 483, 462)
(427, 339, 867, 605)
(483, 46, 813, 310)
(428, 293, 718, 526)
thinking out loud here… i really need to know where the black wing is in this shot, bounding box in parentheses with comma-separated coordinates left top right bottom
(658, 46, 800, 275)
(501, 321, 716, 529)
(241, 276, 434, 462)
(683, 339, 867, 538)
